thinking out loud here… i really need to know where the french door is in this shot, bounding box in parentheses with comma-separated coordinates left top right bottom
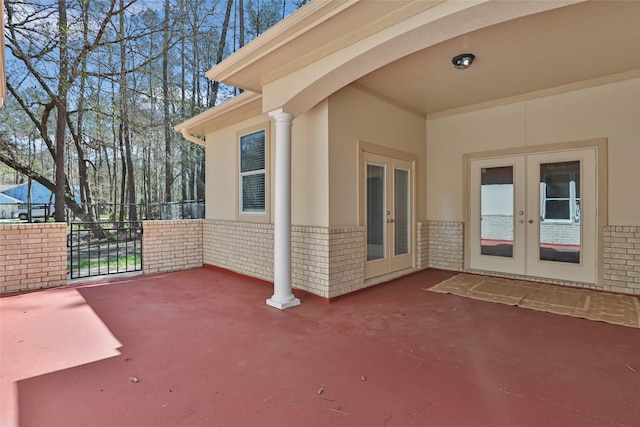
(364, 153, 413, 279)
(469, 148, 597, 283)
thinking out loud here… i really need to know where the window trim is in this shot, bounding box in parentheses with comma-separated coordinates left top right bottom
(236, 122, 271, 223)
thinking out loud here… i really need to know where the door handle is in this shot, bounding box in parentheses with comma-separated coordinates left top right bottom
(528, 219, 534, 223)
(386, 219, 395, 223)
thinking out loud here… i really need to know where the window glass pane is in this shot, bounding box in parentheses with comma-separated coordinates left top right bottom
(480, 166, 513, 258)
(545, 200, 570, 220)
(394, 168, 409, 256)
(240, 129, 266, 214)
(240, 130, 265, 173)
(539, 161, 580, 264)
(480, 166, 513, 185)
(367, 164, 385, 261)
(242, 174, 265, 213)
(545, 172, 571, 198)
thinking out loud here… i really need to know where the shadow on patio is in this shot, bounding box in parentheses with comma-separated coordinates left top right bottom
(1, 268, 638, 426)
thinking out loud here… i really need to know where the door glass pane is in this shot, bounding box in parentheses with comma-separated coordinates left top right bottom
(394, 168, 409, 256)
(367, 164, 385, 261)
(480, 166, 513, 258)
(539, 161, 580, 263)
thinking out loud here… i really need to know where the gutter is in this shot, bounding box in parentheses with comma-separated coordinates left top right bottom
(173, 91, 263, 139)
(180, 129, 205, 147)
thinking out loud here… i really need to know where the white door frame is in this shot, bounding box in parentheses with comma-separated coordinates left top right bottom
(464, 140, 607, 285)
(469, 156, 526, 275)
(359, 144, 417, 281)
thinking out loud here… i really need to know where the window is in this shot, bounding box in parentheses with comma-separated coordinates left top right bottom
(540, 161, 580, 223)
(239, 129, 266, 215)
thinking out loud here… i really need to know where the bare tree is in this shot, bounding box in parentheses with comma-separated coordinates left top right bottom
(1, 0, 306, 224)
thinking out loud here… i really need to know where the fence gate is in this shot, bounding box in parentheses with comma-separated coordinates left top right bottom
(68, 221, 142, 279)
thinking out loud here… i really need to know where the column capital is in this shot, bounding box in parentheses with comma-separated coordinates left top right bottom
(268, 108, 299, 122)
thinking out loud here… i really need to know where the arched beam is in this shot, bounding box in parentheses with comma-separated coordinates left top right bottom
(261, 0, 583, 114)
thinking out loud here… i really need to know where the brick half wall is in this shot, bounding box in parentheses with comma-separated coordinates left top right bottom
(203, 220, 366, 299)
(0, 223, 67, 293)
(428, 220, 464, 271)
(292, 226, 365, 299)
(603, 226, 640, 295)
(203, 220, 274, 282)
(142, 220, 203, 274)
(416, 221, 429, 270)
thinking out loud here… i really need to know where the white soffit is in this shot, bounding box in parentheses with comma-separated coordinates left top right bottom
(356, 0, 640, 116)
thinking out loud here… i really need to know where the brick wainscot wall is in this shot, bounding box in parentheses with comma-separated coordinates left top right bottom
(2, 220, 639, 297)
(0, 223, 67, 293)
(142, 220, 203, 274)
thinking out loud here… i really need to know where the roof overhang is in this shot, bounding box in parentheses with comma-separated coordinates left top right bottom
(205, 0, 453, 92)
(177, 0, 640, 142)
(174, 91, 262, 144)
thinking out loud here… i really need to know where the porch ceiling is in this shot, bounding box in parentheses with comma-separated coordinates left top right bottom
(356, 0, 640, 117)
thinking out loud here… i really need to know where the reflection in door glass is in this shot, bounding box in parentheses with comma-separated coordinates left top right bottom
(480, 166, 514, 258)
(367, 164, 385, 261)
(394, 168, 409, 256)
(539, 161, 580, 263)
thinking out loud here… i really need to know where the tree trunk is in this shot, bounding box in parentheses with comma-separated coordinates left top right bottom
(118, 0, 128, 222)
(73, 0, 97, 222)
(239, 0, 245, 49)
(54, 0, 68, 223)
(124, 128, 137, 222)
(163, 0, 173, 203)
(210, 0, 234, 105)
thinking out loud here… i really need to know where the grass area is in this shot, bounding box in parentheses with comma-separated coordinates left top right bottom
(68, 254, 141, 272)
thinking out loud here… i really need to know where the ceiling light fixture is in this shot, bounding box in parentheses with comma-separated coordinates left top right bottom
(452, 53, 475, 70)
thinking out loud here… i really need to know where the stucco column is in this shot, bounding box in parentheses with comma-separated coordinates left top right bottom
(266, 109, 301, 310)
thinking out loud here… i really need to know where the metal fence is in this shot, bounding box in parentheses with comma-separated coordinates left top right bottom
(3, 200, 204, 279)
(76, 200, 205, 221)
(0, 200, 204, 223)
(68, 221, 143, 279)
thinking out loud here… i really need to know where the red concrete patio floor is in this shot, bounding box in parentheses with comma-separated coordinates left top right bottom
(1, 268, 639, 427)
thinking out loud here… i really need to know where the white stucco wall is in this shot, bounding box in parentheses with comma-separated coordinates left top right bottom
(204, 102, 330, 227)
(205, 114, 271, 221)
(426, 77, 640, 225)
(328, 85, 427, 227)
(291, 100, 330, 227)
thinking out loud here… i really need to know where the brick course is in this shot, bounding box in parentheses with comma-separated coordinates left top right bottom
(292, 226, 365, 299)
(6, 217, 634, 298)
(203, 220, 274, 281)
(0, 223, 67, 293)
(203, 220, 366, 298)
(603, 226, 640, 295)
(142, 220, 203, 274)
(428, 220, 464, 271)
(416, 221, 429, 270)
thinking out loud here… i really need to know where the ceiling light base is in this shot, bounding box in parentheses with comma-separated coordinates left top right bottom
(452, 53, 475, 70)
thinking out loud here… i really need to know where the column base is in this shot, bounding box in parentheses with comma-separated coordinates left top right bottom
(266, 296, 301, 310)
